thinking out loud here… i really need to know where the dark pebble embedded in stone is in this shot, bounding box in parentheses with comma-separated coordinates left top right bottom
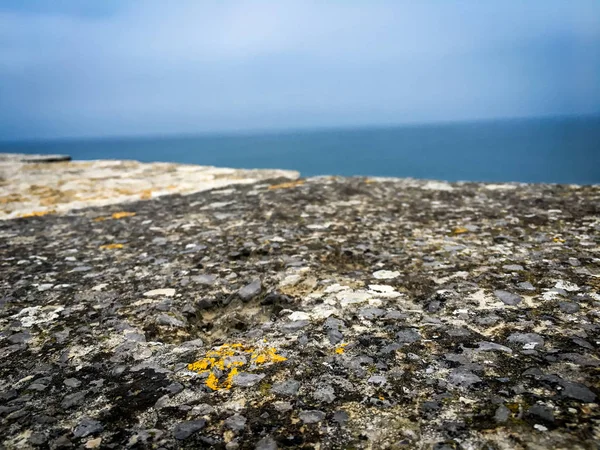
(281, 320, 309, 333)
(299, 410, 326, 424)
(271, 380, 301, 396)
(61, 391, 87, 409)
(73, 418, 104, 438)
(238, 279, 262, 301)
(494, 290, 522, 305)
(165, 382, 184, 395)
(332, 410, 349, 424)
(526, 404, 555, 423)
(494, 405, 510, 423)
(560, 381, 596, 403)
(224, 414, 247, 432)
(558, 302, 580, 314)
(255, 436, 278, 450)
(328, 329, 343, 344)
(396, 328, 421, 343)
(173, 419, 207, 440)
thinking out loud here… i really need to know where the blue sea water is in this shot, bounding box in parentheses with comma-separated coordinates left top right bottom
(1, 116, 599, 184)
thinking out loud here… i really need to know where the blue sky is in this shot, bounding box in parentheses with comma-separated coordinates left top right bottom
(1, 1, 599, 140)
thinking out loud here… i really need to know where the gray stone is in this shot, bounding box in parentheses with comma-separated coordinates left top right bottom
(333, 410, 349, 424)
(560, 381, 596, 403)
(271, 380, 300, 396)
(28, 432, 47, 446)
(63, 378, 81, 388)
(299, 410, 326, 424)
(476, 341, 512, 353)
(358, 308, 386, 319)
(232, 373, 265, 387)
(173, 419, 206, 440)
(165, 382, 184, 395)
(558, 302, 580, 314)
(73, 418, 103, 438)
(156, 314, 186, 327)
(494, 290, 522, 305)
(281, 320, 309, 333)
(238, 279, 262, 301)
(255, 436, 278, 450)
(8, 332, 31, 344)
(192, 274, 217, 285)
(448, 369, 481, 387)
(61, 391, 86, 409)
(507, 332, 545, 348)
(328, 329, 343, 344)
(503, 264, 524, 271)
(527, 404, 554, 423)
(224, 414, 247, 431)
(313, 384, 336, 403)
(396, 328, 421, 343)
(517, 281, 536, 291)
(494, 405, 510, 423)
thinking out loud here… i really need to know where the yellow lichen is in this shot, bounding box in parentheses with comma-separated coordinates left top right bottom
(188, 343, 287, 391)
(452, 227, 469, 235)
(111, 211, 136, 219)
(99, 243, 124, 250)
(140, 189, 152, 200)
(19, 210, 55, 218)
(553, 236, 565, 243)
(335, 343, 348, 354)
(268, 180, 305, 190)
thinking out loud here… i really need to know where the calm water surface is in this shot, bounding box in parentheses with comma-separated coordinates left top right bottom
(1, 116, 599, 184)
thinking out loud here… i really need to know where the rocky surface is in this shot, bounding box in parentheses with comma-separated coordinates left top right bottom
(1, 162, 599, 449)
(0, 154, 299, 219)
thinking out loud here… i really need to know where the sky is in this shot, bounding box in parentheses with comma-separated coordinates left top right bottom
(0, 1, 599, 140)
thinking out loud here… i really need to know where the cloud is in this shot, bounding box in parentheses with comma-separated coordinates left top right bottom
(1, 1, 599, 139)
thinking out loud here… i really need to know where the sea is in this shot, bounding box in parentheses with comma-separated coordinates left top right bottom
(1, 116, 599, 184)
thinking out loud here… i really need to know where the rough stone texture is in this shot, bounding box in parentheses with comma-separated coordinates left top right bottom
(0, 166, 599, 449)
(0, 154, 299, 219)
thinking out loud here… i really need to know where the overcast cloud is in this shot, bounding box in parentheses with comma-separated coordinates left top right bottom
(1, 1, 599, 140)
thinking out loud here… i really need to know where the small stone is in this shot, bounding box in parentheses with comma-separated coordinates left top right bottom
(328, 329, 343, 344)
(558, 302, 580, 314)
(50, 435, 73, 449)
(224, 414, 247, 431)
(517, 281, 535, 291)
(232, 373, 265, 387)
(476, 341, 512, 354)
(313, 384, 336, 403)
(165, 382, 184, 395)
(502, 264, 524, 271)
(73, 418, 103, 438)
(64, 378, 81, 388)
(281, 320, 309, 333)
(173, 419, 206, 440)
(358, 308, 386, 319)
(255, 436, 278, 450)
(333, 410, 349, 424)
(273, 401, 292, 412)
(271, 380, 301, 396)
(396, 328, 421, 343)
(299, 410, 326, 424)
(507, 333, 544, 348)
(192, 274, 217, 285)
(526, 404, 554, 423)
(191, 403, 215, 416)
(155, 314, 186, 327)
(238, 279, 262, 301)
(61, 391, 87, 409)
(494, 405, 510, 423)
(367, 375, 387, 386)
(144, 288, 176, 297)
(448, 369, 481, 387)
(561, 381, 596, 402)
(494, 290, 522, 305)
(372, 270, 400, 280)
(84, 438, 102, 449)
(28, 432, 47, 446)
(8, 332, 31, 344)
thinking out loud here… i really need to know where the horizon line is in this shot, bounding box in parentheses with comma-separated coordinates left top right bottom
(1, 112, 599, 145)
